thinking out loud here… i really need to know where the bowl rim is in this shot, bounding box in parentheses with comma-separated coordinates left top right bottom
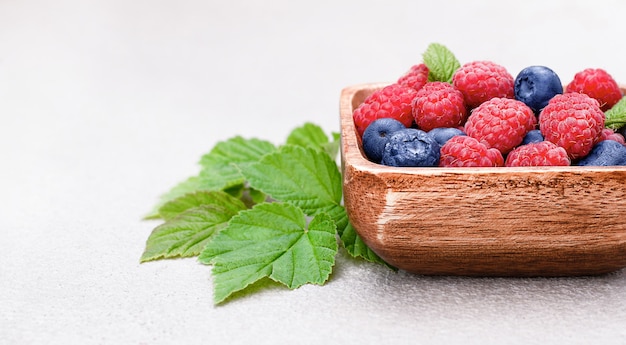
(340, 82, 626, 175)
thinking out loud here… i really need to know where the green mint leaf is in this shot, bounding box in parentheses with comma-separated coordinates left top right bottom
(198, 136, 277, 191)
(141, 191, 246, 262)
(605, 96, 626, 130)
(199, 202, 337, 304)
(423, 43, 460, 83)
(240, 145, 387, 264)
(144, 176, 202, 220)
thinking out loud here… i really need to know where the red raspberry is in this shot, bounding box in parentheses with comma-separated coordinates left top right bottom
(452, 61, 515, 108)
(412, 82, 468, 132)
(565, 68, 623, 111)
(599, 128, 626, 145)
(352, 84, 417, 137)
(439, 135, 504, 167)
(505, 141, 570, 167)
(464, 98, 537, 154)
(397, 63, 429, 91)
(539, 92, 605, 159)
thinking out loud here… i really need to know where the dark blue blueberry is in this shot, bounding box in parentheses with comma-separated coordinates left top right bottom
(427, 127, 466, 146)
(381, 128, 440, 167)
(521, 129, 544, 145)
(362, 118, 406, 163)
(577, 140, 626, 166)
(514, 66, 563, 114)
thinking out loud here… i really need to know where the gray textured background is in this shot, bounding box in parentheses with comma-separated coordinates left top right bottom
(1, 0, 625, 344)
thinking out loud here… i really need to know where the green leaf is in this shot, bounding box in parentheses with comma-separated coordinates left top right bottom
(323, 131, 341, 160)
(286, 122, 329, 148)
(240, 145, 386, 264)
(286, 123, 340, 160)
(605, 96, 626, 130)
(240, 145, 342, 215)
(144, 176, 202, 220)
(200, 136, 276, 169)
(158, 190, 245, 221)
(247, 188, 267, 204)
(341, 222, 390, 267)
(145, 137, 275, 220)
(199, 202, 337, 304)
(423, 43, 460, 84)
(141, 191, 246, 262)
(198, 136, 277, 191)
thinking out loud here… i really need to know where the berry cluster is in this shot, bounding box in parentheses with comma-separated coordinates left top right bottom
(353, 45, 626, 167)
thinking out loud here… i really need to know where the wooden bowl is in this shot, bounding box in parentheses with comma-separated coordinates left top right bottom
(340, 83, 626, 277)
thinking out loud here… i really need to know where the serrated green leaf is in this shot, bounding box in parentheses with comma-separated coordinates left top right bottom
(286, 122, 329, 148)
(158, 190, 246, 221)
(199, 203, 337, 304)
(286, 123, 340, 160)
(239, 145, 386, 264)
(423, 43, 460, 83)
(341, 222, 390, 267)
(145, 137, 275, 220)
(241, 145, 342, 214)
(200, 136, 276, 169)
(144, 176, 202, 220)
(323, 131, 341, 160)
(605, 96, 626, 130)
(141, 191, 246, 262)
(198, 136, 277, 191)
(248, 188, 267, 204)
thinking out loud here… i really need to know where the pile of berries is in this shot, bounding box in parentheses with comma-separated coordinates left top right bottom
(354, 46, 626, 167)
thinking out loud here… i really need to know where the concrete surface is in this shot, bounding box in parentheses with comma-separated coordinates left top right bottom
(1, 0, 625, 344)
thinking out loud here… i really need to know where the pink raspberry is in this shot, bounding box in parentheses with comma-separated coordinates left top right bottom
(505, 141, 570, 167)
(412, 82, 468, 132)
(397, 63, 429, 91)
(352, 84, 417, 137)
(439, 135, 504, 167)
(464, 97, 537, 154)
(452, 61, 515, 108)
(539, 92, 605, 159)
(565, 68, 623, 111)
(598, 128, 625, 145)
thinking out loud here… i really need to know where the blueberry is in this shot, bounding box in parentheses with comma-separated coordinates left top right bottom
(514, 66, 563, 114)
(521, 129, 544, 145)
(381, 128, 440, 167)
(427, 127, 466, 146)
(577, 140, 626, 166)
(362, 118, 406, 163)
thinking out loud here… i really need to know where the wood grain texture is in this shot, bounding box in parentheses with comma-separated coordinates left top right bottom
(340, 83, 626, 276)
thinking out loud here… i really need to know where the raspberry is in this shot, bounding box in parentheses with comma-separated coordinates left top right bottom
(440, 135, 503, 167)
(397, 63, 429, 91)
(464, 97, 537, 154)
(452, 61, 515, 108)
(599, 128, 625, 145)
(565, 68, 623, 111)
(412, 82, 468, 132)
(505, 141, 570, 167)
(352, 84, 417, 138)
(539, 92, 605, 159)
